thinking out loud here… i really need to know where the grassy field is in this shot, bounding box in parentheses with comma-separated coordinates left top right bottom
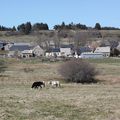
(0, 58, 120, 120)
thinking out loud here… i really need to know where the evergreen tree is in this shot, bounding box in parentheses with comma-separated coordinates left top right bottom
(12, 26, 16, 31)
(95, 23, 101, 30)
(17, 22, 32, 34)
(17, 23, 26, 33)
(32, 23, 49, 31)
(25, 22, 32, 34)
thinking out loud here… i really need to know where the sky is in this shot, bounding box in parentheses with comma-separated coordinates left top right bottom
(0, 0, 120, 29)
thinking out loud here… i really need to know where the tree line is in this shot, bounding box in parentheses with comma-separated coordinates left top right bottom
(17, 22, 49, 34)
(54, 22, 88, 30)
(0, 22, 49, 34)
(0, 22, 120, 34)
(0, 25, 15, 31)
(54, 22, 120, 30)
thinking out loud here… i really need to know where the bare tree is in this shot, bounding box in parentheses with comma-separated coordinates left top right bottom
(67, 30, 75, 44)
(52, 31, 61, 48)
(37, 34, 50, 50)
(74, 31, 89, 48)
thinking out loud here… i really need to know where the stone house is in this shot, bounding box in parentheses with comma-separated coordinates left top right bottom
(8, 44, 44, 58)
(60, 44, 74, 57)
(94, 46, 110, 57)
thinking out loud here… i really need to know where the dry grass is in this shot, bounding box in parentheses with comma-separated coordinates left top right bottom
(87, 58, 120, 84)
(0, 58, 120, 120)
(1, 30, 120, 44)
(0, 84, 120, 120)
(0, 35, 38, 43)
(0, 58, 62, 84)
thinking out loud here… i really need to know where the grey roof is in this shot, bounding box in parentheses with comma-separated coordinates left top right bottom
(9, 45, 32, 51)
(0, 43, 4, 49)
(77, 47, 92, 55)
(60, 44, 74, 48)
(14, 43, 31, 46)
(51, 48, 60, 52)
(47, 48, 60, 52)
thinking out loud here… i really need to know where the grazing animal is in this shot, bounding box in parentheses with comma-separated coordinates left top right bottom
(31, 81, 45, 89)
(48, 80, 60, 87)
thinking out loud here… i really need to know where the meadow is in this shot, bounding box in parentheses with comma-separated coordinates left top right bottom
(0, 58, 120, 120)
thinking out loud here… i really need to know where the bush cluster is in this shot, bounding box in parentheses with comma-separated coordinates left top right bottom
(59, 59, 98, 83)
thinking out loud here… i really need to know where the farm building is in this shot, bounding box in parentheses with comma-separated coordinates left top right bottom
(60, 44, 74, 57)
(80, 52, 104, 59)
(8, 44, 44, 58)
(45, 48, 61, 57)
(76, 46, 92, 55)
(94, 46, 110, 57)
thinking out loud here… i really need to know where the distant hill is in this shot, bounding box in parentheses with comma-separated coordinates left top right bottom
(0, 30, 120, 49)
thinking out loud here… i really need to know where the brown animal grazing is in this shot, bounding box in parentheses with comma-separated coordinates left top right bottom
(31, 81, 45, 89)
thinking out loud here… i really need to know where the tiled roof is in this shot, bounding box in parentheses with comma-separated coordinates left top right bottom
(47, 48, 60, 52)
(51, 48, 60, 52)
(60, 44, 74, 48)
(9, 45, 32, 51)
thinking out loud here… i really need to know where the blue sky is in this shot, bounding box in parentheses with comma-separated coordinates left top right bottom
(0, 0, 120, 29)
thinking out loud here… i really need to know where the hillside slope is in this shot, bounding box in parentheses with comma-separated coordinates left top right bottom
(0, 30, 120, 47)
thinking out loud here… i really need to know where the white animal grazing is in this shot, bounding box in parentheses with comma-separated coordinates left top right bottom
(48, 80, 60, 87)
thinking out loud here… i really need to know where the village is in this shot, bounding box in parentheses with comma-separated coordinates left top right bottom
(0, 40, 120, 59)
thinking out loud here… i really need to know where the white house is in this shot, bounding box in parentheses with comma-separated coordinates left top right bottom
(22, 50, 33, 58)
(45, 48, 61, 57)
(60, 45, 74, 57)
(94, 46, 110, 57)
